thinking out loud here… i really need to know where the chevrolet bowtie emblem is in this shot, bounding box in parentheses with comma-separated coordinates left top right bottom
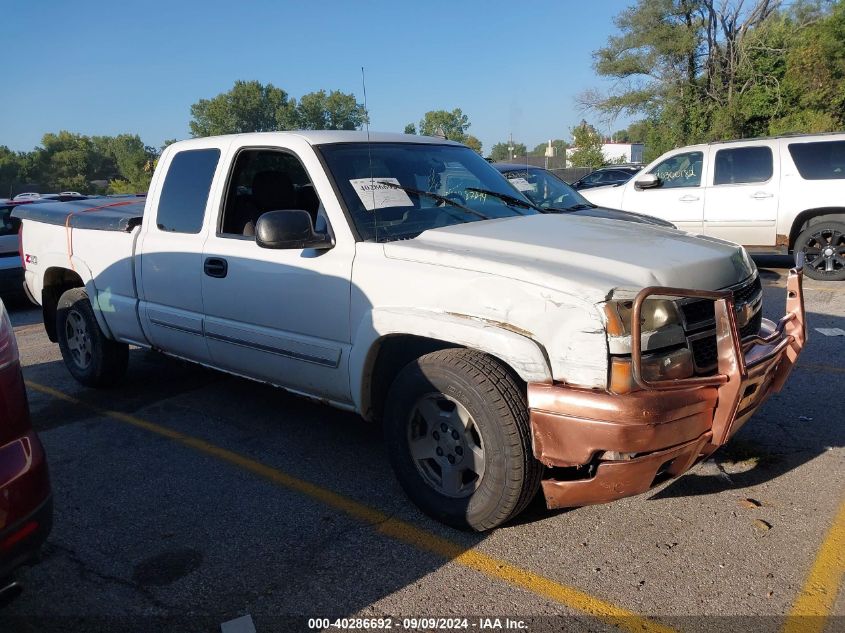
(735, 296, 761, 327)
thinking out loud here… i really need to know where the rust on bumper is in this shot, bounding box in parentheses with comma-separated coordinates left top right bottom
(529, 266, 806, 509)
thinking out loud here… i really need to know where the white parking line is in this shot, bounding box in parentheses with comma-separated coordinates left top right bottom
(221, 614, 257, 633)
(815, 327, 845, 336)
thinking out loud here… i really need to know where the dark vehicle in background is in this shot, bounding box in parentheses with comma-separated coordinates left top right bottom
(1, 196, 93, 297)
(571, 165, 642, 190)
(1, 201, 30, 297)
(493, 163, 675, 228)
(0, 298, 52, 600)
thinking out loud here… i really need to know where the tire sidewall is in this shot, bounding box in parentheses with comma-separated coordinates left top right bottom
(797, 221, 845, 281)
(384, 355, 523, 530)
(56, 288, 115, 387)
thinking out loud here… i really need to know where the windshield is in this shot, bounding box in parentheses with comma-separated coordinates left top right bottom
(318, 143, 538, 241)
(499, 167, 593, 211)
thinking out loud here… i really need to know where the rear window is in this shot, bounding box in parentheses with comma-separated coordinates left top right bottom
(788, 140, 845, 180)
(156, 149, 220, 233)
(713, 146, 773, 185)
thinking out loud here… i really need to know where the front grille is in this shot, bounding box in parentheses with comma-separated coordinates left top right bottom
(680, 275, 762, 331)
(682, 275, 763, 374)
(689, 310, 763, 372)
(680, 299, 715, 328)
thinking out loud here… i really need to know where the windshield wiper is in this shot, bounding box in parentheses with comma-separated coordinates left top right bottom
(463, 188, 537, 214)
(377, 181, 489, 220)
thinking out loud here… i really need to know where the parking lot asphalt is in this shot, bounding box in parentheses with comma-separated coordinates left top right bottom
(1, 255, 843, 633)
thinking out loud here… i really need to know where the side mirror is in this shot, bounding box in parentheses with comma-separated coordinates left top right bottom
(634, 173, 661, 190)
(255, 210, 333, 250)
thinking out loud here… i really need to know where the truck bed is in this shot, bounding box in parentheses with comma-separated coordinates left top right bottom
(11, 196, 146, 232)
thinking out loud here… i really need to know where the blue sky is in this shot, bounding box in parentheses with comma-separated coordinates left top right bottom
(1, 0, 633, 154)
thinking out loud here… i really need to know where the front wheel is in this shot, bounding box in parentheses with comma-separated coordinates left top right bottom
(383, 349, 542, 531)
(796, 221, 845, 281)
(56, 288, 129, 387)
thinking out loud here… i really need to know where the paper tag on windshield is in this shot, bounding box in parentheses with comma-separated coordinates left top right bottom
(349, 178, 412, 211)
(508, 177, 533, 192)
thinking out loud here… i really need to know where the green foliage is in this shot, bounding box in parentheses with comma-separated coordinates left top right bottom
(530, 139, 568, 157)
(403, 123, 417, 135)
(189, 80, 295, 137)
(295, 90, 367, 130)
(592, 0, 845, 157)
(568, 122, 605, 168)
(0, 146, 25, 197)
(0, 131, 159, 196)
(464, 135, 483, 154)
(418, 109, 471, 142)
(189, 81, 366, 137)
(489, 142, 527, 162)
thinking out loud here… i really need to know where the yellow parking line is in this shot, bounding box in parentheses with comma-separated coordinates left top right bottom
(782, 499, 845, 633)
(26, 380, 674, 633)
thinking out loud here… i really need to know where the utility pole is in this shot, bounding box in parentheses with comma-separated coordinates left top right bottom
(508, 133, 514, 161)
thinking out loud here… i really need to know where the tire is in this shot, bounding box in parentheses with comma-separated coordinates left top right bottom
(383, 349, 542, 531)
(795, 221, 845, 281)
(56, 288, 128, 387)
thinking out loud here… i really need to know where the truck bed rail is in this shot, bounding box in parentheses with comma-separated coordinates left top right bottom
(11, 197, 145, 232)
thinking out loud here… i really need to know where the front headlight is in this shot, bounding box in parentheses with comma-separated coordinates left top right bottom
(609, 348, 694, 394)
(604, 298, 681, 336)
(604, 297, 693, 392)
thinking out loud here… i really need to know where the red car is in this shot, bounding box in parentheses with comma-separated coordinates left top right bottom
(0, 298, 51, 599)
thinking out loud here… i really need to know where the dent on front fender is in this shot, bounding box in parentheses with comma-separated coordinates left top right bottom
(349, 289, 609, 414)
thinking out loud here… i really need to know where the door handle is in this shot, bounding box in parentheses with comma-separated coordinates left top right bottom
(678, 194, 700, 202)
(751, 191, 774, 199)
(203, 257, 228, 278)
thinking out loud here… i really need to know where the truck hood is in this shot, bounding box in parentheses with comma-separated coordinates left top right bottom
(383, 214, 753, 300)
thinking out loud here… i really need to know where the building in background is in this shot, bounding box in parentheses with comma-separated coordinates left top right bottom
(565, 142, 644, 166)
(600, 141, 644, 164)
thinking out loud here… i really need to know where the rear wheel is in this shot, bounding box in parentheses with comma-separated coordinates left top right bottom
(796, 221, 845, 281)
(383, 349, 541, 531)
(56, 288, 128, 387)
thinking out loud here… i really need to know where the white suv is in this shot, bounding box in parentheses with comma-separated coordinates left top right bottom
(582, 133, 845, 280)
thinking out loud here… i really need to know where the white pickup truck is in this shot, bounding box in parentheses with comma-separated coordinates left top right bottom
(581, 133, 845, 281)
(14, 131, 806, 530)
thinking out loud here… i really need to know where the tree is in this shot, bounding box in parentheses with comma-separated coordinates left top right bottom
(464, 135, 482, 154)
(530, 139, 568, 157)
(581, 0, 843, 157)
(581, 0, 775, 152)
(568, 121, 605, 168)
(0, 146, 25, 197)
(403, 123, 417, 135)
(418, 109, 471, 142)
(100, 135, 158, 193)
(489, 141, 527, 162)
(31, 131, 100, 192)
(771, 1, 845, 133)
(294, 89, 367, 130)
(189, 80, 296, 137)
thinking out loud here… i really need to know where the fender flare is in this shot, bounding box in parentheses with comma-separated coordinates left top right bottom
(349, 307, 553, 414)
(38, 255, 115, 341)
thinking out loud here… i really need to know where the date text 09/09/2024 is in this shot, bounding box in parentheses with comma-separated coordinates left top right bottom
(307, 617, 528, 630)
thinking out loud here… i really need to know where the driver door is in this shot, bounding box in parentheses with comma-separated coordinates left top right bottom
(201, 146, 355, 404)
(620, 149, 708, 232)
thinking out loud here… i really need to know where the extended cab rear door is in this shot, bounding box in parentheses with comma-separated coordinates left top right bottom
(702, 140, 779, 247)
(137, 141, 228, 363)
